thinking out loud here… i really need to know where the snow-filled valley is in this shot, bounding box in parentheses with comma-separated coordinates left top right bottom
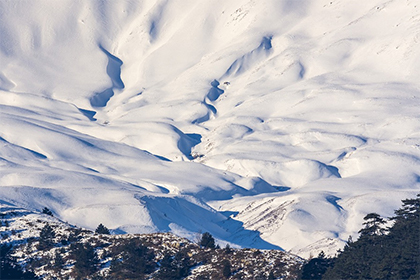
(1, 0, 420, 258)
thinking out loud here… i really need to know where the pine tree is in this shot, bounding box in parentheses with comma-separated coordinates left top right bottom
(0, 244, 39, 279)
(221, 259, 232, 278)
(155, 248, 193, 280)
(200, 232, 216, 249)
(386, 194, 420, 279)
(393, 194, 420, 221)
(323, 194, 420, 279)
(174, 248, 193, 278)
(156, 254, 176, 279)
(300, 251, 334, 280)
(38, 223, 55, 250)
(95, 223, 110, 234)
(109, 239, 155, 279)
(71, 242, 99, 278)
(358, 212, 387, 237)
(52, 252, 64, 276)
(224, 243, 232, 254)
(42, 207, 53, 216)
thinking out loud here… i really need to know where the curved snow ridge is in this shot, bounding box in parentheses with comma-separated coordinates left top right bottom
(115, 121, 202, 161)
(222, 36, 273, 78)
(215, 158, 340, 188)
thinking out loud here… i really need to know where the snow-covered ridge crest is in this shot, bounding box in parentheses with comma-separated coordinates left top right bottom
(0, 0, 419, 258)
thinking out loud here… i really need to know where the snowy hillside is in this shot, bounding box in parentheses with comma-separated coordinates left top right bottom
(0, 204, 302, 279)
(1, 0, 420, 258)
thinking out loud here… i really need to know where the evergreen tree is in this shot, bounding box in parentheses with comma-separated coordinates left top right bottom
(221, 259, 232, 278)
(38, 223, 55, 250)
(323, 194, 420, 279)
(53, 252, 64, 274)
(174, 248, 193, 278)
(300, 251, 334, 280)
(109, 239, 155, 279)
(95, 223, 110, 235)
(393, 194, 420, 221)
(156, 249, 193, 280)
(71, 242, 99, 278)
(358, 212, 387, 237)
(200, 232, 216, 249)
(156, 253, 176, 279)
(385, 194, 420, 279)
(224, 243, 232, 254)
(42, 207, 53, 216)
(0, 244, 39, 279)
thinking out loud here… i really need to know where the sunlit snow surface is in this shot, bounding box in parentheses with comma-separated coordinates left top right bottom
(1, 0, 420, 258)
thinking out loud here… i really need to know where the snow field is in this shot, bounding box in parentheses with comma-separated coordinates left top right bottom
(0, 0, 419, 257)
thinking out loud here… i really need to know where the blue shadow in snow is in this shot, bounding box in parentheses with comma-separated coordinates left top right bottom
(78, 108, 97, 121)
(99, 45, 124, 90)
(275, 186, 291, 192)
(260, 36, 272, 50)
(326, 165, 341, 178)
(177, 132, 202, 160)
(0, 136, 47, 159)
(207, 80, 224, 102)
(90, 46, 124, 108)
(135, 195, 283, 250)
(326, 195, 344, 212)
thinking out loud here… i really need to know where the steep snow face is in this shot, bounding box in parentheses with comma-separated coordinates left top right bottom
(1, 0, 420, 257)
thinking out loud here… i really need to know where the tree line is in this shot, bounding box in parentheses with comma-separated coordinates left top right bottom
(2, 194, 419, 279)
(300, 194, 420, 279)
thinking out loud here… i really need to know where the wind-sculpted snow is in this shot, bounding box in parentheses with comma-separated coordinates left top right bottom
(90, 46, 124, 107)
(0, 0, 420, 258)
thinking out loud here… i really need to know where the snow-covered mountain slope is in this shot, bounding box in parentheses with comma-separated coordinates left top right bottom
(1, 0, 420, 258)
(0, 204, 303, 279)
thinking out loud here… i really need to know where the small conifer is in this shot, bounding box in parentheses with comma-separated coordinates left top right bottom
(200, 232, 216, 249)
(95, 223, 110, 234)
